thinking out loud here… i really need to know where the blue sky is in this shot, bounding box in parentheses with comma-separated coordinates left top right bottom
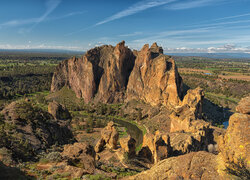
(1, 0, 250, 53)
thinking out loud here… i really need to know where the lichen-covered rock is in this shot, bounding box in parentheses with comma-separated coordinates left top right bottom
(218, 112, 250, 169)
(120, 135, 136, 157)
(127, 43, 183, 107)
(48, 101, 71, 120)
(51, 41, 135, 103)
(127, 151, 221, 180)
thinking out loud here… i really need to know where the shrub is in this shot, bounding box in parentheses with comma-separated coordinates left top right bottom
(225, 158, 250, 180)
(44, 152, 62, 162)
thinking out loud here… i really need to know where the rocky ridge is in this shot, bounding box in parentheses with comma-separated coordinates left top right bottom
(51, 41, 183, 106)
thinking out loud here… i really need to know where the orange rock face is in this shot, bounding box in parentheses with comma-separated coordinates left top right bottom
(51, 41, 135, 103)
(51, 41, 183, 106)
(170, 87, 208, 133)
(126, 43, 183, 107)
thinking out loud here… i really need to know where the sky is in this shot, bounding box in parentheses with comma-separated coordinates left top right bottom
(1, 0, 250, 53)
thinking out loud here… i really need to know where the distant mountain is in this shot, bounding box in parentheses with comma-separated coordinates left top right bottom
(168, 53, 250, 59)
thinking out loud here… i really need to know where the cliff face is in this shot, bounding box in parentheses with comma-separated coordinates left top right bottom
(127, 43, 183, 107)
(51, 41, 183, 106)
(51, 41, 135, 103)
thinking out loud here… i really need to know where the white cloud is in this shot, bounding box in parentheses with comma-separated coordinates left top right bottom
(0, 0, 62, 31)
(164, 44, 250, 53)
(95, 0, 177, 26)
(166, 0, 224, 10)
(119, 32, 143, 37)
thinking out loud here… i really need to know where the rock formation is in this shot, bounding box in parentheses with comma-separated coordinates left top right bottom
(132, 96, 250, 179)
(51, 41, 183, 106)
(218, 95, 250, 169)
(139, 130, 210, 164)
(126, 43, 183, 107)
(120, 135, 136, 157)
(170, 87, 205, 133)
(235, 96, 250, 114)
(95, 121, 119, 152)
(51, 41, 135, 103)
(61, 142, 96, 175)
(138, 131, 171, 164)
(48, 101, 71, 120)
(128, 151, 221, 180)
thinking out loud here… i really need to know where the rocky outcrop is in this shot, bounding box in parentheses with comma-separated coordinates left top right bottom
(128, 151, 221, 180)
(0, 101, 73, 161)
(218, 96, 250, 169)
(235, 96, 250, 114)
(120, 135, 136, 157)
(48, 101, 71, 120)
(139, 129, 210, 164)
(138, 131, 171, 164)
(170, 87, 205, 133)
(168, 87, 212, 151)
(127, 43, 183, 107)
(95, 121, 119, 152)
(51, 42, 183, 107)
(61, 142, 96, 175)
(51, 41, 135, 103)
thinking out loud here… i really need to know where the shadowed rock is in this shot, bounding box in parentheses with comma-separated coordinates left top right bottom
(51, 41, 135, 103)
(120, 135, 136, 157)
(48, 101, 71, 120)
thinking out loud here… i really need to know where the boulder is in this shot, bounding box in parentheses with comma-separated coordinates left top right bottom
(61, 142, 96, 174)
(127, 43, 183, 107)
(48, 101, 71, 120)
(120, 135, 136, 157)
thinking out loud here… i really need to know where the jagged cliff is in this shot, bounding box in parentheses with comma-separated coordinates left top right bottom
(51, 41, 135, 103)
(51, 41, 183, 106)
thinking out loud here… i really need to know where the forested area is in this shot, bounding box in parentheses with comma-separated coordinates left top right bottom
(0, 52, 78, 102)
